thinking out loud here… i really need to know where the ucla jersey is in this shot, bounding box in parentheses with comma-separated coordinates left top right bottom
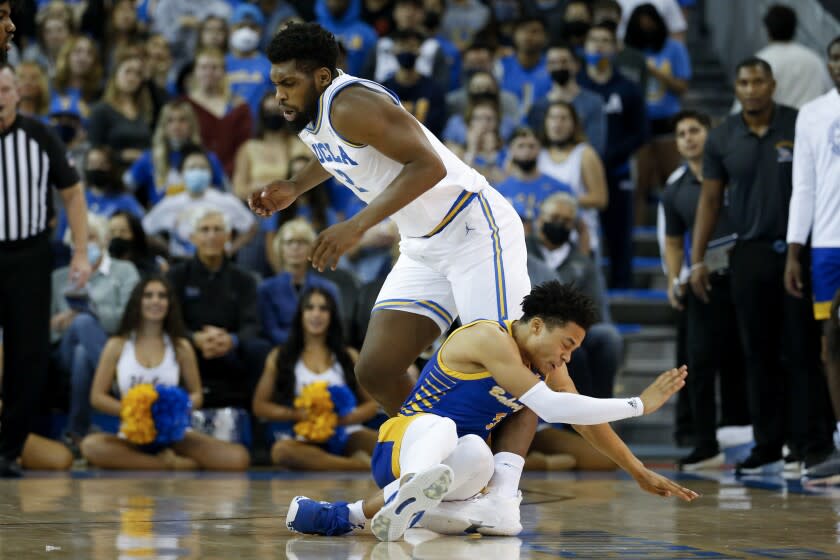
(400, 319, 526, 439)
(298, 71, 489, 237)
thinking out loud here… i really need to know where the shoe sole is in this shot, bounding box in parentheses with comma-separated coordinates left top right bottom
(736, 459, 784, 475)
(371, 465, 453, 542)
(680, 453, 725, 472)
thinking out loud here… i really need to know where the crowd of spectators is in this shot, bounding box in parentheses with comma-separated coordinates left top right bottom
(2, 0, 839, 478)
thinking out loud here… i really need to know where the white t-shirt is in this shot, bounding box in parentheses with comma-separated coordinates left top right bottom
(756, 42, 831, 109)
(142, 189, 256, 257)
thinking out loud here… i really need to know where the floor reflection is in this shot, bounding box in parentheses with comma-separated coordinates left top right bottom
(3, 471, 840, 559)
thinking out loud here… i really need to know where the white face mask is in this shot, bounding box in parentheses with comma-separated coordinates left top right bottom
(230, 27, 260, 52)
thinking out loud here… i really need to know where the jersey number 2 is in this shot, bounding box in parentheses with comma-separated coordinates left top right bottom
(334, 169, 368, 193)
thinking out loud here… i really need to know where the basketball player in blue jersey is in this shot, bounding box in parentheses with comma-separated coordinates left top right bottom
(249, 22, 539, 532)
(285, 282, 698, 541)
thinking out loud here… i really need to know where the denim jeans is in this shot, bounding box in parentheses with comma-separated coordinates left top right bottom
(58, 313, 108, 436)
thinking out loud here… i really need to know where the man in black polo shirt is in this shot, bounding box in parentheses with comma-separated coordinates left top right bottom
(691, 58, 833, 474)
(662, 110, 748, 471)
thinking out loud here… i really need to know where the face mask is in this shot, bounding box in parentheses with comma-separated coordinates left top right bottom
(108, 237, 132, 258)
(87, 241, 102, 266)
(396, 52, 418, 70)
(462, 68, 481, 83)
(263, 113, 286, 130)
(513, 158, 537, 173)
(168, 137, 187, 151)
(230, 27, 260, 52)
(85, 169, 111, 189)
(551, 69, 571, 86)
(542, 221, 571, 246)
(584, 51, 611, 68)
(54, 123, 78, 144)
(424, 11, 441, 30)
(184, 168, 211, 194)
(563, 19, 591, 38)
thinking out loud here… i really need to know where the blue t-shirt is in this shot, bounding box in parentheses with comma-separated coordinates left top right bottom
(644, 39, 692, 121)
(225, 53, 274, 119)
(125, 149, 227, 206)
(315, 0, 378, 77)
(55, 190, 145, 241)
(498, 54, 553, 114)
(436, 34, 462, 92)
(497, 174, 574, 221)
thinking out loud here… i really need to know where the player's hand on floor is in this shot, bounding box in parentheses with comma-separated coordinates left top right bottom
(640, 366, 687, 415)
(309, 220, 364, 272)
(248, 180, 298, 217)
(634, 468, 700, 502)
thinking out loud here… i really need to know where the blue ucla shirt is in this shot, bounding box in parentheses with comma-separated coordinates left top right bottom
(644, 39, 692, 121)
(497, 174, 574, 221)
(499, 54, 553, 115)
(225, 53, 274, 119)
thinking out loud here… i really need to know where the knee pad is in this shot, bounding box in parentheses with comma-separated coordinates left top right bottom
(443, 434, 494, 500)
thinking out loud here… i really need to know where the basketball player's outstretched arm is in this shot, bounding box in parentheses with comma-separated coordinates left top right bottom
(308, 86, 448, 271)
(453, 324, 687, 425)
(454, 325, 698, 502)
(545, 365, 699, 502)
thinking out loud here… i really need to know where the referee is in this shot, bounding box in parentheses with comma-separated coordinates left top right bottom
(0, 3, 91, 477)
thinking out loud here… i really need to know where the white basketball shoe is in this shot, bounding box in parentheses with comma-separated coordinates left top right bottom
(419, 490, 523, 536)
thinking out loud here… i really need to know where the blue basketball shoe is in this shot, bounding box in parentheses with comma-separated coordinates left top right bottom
(286, 496, 361, 536)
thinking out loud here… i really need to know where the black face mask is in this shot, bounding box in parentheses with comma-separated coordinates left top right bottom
(55, 124, 78, 144)
(513, 158, 538, 173)
(396, 52, 418, 69)
(85, 169, 112, 189)
(108, 237, 133, 259)
(563, 19, 591, 39)
(424, 10, 441, 30)
(263, 113, 286, 130)
(468, 91, 499, 105)
(542, 221, 571, 246)
(551, 69, 571, 86)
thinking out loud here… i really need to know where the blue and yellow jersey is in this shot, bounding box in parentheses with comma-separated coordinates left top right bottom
(371, 319, 528, 488)
(401, 319, 526, 438)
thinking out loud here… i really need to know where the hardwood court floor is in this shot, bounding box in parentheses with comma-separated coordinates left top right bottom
(1, 469, 839, 559)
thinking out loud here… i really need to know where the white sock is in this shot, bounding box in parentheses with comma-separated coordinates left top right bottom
(348, 500, 367, 527)
(486, 452, 525, 498)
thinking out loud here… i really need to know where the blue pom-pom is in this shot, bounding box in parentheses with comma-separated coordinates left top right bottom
(328, 385, 357, 418)
(325, 426, 350, 455)
(151, 385, 192, 446)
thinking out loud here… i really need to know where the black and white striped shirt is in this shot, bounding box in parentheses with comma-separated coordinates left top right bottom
(0, 115, 79, 243)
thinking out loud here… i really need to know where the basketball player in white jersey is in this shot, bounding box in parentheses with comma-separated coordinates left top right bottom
(249, 22, 534, 533)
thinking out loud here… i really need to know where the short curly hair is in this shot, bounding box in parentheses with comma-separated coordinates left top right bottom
(521, 281, 598, 331)
(267, 22, 339, 74)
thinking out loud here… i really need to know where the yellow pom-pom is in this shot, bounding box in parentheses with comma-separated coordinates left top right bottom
(294, 412, 338, 443)
(292, 381, 340, 443)
(120, 384, 159, 445)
